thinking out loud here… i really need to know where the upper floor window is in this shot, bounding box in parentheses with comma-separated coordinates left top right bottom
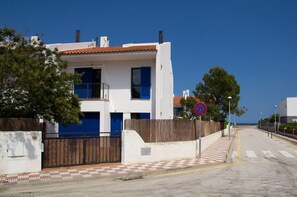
(131, 67, 151, 99)
(74, 68, 102, 99)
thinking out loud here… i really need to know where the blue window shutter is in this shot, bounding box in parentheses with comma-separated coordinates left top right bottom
(140, 113, 150, 119)
(140, 67, 151, 99)
(74, 68, 93, 98)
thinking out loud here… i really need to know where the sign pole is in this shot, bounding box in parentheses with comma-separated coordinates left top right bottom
(193, 102, 207, 159)
(199, 116, 202, 158)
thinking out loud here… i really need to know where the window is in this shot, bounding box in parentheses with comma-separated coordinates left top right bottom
(74, 68, 101, 98)
(131, 67, 151, 99)
(131, 113, 150, 120)
(131, 68, 141, 98)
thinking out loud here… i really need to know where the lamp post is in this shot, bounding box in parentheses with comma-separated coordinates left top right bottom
(274, 105, 277, 134)
(228, 96, 232, 140)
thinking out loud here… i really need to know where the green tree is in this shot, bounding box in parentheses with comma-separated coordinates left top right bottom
(233, 106, 248, 117)
(268, 114, 279, 123)
(0, 26, 82, 124)
(193, 66, 246, 122)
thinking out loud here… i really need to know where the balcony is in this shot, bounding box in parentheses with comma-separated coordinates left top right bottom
(74, 83, 109, 100)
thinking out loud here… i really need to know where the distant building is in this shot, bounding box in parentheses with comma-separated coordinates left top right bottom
(173, 96, 184, 117)
(173, 90, 196, 117)
(279, 97, 297, 123)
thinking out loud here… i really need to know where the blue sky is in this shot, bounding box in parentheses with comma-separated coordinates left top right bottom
(1, 0, 297, 123)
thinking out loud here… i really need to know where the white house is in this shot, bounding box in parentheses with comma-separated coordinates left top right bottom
(279, 97, 297, 123)
(46, 35, 173, 136)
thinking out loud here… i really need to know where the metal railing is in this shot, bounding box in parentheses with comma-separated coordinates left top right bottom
(74, 83, 109, 100)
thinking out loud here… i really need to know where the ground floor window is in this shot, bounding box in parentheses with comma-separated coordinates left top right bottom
(131, 113, 150, 120)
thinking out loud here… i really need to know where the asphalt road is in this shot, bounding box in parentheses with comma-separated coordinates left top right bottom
(1, 127, 297, 196)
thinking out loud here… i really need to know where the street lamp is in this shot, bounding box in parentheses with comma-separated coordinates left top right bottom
(274, 105, 277, 134)
(228, 96, 232, 140)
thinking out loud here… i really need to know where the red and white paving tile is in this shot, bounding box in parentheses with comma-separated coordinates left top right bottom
(0, 136, 230, 186)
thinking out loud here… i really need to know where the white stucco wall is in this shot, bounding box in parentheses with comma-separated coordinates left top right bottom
(287, 97, 297, 116)
(279, 98, 287, 117)
(279, 97, 297, 117)
(0, 131, 42, 175)
(121, 129, 222, 165)
(103, 60, 155, 114)
(155, 43, 174, 119)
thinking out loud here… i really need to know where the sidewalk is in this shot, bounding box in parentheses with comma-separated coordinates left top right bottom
(0, 134, 233, 186)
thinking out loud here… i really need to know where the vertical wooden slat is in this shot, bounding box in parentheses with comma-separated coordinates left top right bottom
(43, 135, 121, 168)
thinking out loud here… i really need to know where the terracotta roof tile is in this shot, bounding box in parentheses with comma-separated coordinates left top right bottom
(63, 45, 157, 55)
(174, 96, 183, 106)
(173, 96, 199, 106)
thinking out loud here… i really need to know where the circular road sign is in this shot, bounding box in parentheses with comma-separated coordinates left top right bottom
(193, 102, 207, 116)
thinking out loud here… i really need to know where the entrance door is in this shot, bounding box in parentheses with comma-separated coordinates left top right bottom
(110, 113, 123, 137)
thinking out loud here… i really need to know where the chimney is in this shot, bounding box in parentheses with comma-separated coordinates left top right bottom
(183, 89, 189, 99)
(100, 36, 109, 47)
(159, 31, 163, 44)
(75, 30, 80, 43)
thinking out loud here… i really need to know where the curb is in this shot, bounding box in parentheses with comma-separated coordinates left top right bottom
(119, 162, 229, 181)
(259, 129, 297, 145)
(272, 133, 297, 145)
(224, 130, 236, 163)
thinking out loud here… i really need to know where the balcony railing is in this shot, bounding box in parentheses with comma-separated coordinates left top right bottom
(74, 83, 109, 100)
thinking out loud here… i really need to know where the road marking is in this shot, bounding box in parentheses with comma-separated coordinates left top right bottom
(246, 150, 257, 158)
(262, 151, 276, 158)
(279, 151, 295, 158)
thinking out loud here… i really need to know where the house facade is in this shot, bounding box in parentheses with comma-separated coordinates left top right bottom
(279, 97, 297, 123)
(46, 37, 173, 136)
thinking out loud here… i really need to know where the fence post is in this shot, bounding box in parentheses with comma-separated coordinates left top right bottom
(83, 134, 86, 164)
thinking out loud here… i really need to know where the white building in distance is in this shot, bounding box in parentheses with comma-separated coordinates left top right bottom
(279, 97, 297, 123)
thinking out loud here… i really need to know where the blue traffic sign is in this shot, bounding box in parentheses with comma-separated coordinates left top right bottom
(193, 102, 207, 116)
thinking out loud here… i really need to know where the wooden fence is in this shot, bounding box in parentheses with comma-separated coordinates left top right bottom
(125, 119, 223, 143)
(0, 118, 41, 131)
